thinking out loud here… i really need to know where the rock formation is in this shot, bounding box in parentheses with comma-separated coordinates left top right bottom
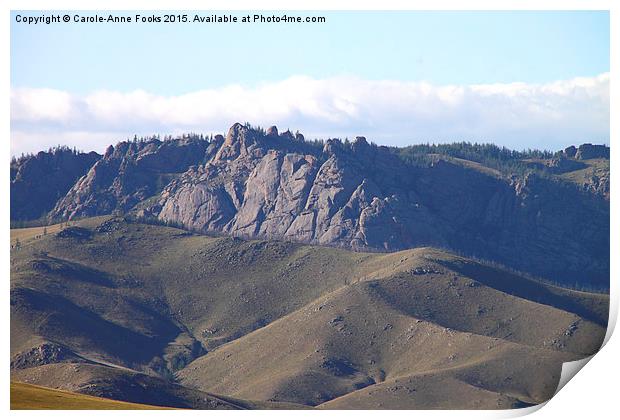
(50, 137, 209, 220)
(11, 148, 100, 221)
(13, 123, 610, 288)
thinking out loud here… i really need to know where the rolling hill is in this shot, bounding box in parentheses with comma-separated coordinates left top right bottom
(10, 217, 608, 409)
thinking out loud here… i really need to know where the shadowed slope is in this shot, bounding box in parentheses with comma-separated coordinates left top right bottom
(11, 382, 172, 410)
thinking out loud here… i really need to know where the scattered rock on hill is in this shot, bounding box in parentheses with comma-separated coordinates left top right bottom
(56, 226, 92, 240)
(11, 343, 84, 370)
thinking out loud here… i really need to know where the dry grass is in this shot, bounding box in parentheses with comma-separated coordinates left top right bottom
(10, 217, 109, 246)
(559, 158, 610, 185)
(11, 223, 64, 245)
(10, 382, 171, 410)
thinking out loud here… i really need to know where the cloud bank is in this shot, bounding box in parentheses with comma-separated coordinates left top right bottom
(11, 74, 609, 156)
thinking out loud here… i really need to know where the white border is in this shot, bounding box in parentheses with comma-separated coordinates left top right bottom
(3, 1, 617, 419)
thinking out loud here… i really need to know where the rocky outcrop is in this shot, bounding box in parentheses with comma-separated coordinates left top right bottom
(49, 137, 209, 221)
(575, 143, 610, 160)
(10, 148, 100, 221)
(563, 144, 609, 160)
(581, 173, 610, 199)
(545, 157, 587, 174)
(563, 146, 578, 158)
(11, 342, 84, 370)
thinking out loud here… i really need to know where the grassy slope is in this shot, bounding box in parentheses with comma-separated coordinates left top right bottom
(11, 382, 170, 410)
(448, 155, 609, 194)
(558, 158, 610, 185)
(10, 217, 609, 409)
(10, 217, 112, 245)
(11, 218, 364, 361)
(177, 251, 604, 407)
(12, 221, 71, 245)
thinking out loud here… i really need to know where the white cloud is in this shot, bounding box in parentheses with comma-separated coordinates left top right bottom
(11, 88, 74, 123)
(10, 74, 609, 156)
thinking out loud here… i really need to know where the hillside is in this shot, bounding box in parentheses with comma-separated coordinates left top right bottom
(10, 217, 608, 409)
(11, 382, 172, 410)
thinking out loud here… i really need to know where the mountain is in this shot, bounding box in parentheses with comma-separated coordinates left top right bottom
(11, 147, 100, 222)
(13, 123, 606, 289)
(10, 217, 608, 409)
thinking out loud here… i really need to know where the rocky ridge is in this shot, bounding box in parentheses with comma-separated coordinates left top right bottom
(18, 123, 610, 288)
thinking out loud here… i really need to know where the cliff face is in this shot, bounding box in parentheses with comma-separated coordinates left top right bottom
(144, 127, 435, 250)
(49, 137, 209, 220)
(21, 123, 609, 288)
(11, 149, 100, 221)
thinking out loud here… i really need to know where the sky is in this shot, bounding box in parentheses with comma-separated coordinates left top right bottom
(10, 10, 610, 156)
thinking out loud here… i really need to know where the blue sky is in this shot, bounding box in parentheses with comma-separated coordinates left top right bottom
(10, 10, 610, 155)
(11, 11, 609, 92)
